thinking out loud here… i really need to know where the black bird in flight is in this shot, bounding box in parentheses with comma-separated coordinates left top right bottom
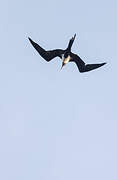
(28, 34, 106, 72)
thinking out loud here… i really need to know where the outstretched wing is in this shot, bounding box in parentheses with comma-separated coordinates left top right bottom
(70, 53, 106, 73)
(28, 37, 64, 62)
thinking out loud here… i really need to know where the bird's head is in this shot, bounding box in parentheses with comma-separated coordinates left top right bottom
(61, 52, 71, 70)
(61, 62, 66, 70)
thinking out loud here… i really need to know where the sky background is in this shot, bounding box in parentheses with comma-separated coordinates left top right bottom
(1, 0, 117, 179)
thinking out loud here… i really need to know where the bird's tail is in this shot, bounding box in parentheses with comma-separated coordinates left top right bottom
(67, 34, 76, 51)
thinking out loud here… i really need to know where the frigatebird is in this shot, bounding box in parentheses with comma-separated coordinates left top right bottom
(28, 34, 106, 72)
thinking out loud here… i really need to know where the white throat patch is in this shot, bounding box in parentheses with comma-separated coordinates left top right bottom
(63, 55, 71, 64)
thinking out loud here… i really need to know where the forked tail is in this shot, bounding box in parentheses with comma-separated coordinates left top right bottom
(67, 34, 76, 51)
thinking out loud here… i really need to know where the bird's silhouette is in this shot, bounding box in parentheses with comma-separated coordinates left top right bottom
(28, 34, 106, 72)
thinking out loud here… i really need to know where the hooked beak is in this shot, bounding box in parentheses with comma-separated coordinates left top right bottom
(61, 63, 64, 70)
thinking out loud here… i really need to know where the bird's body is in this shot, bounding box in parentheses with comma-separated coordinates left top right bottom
(62, 54, 71, 64)
(28, 34, 106, 72)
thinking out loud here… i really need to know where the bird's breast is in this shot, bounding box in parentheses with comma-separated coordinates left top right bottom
(63, 55, 71, 64)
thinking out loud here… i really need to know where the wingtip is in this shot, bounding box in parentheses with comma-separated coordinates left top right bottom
(28, 37, 32, 42)
(28, 37, 34, 45)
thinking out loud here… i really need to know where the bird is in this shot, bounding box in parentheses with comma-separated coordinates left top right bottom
(28, 34, 106, 72)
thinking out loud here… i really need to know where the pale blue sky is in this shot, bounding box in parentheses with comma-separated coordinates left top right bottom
(1, 0, 117, 179)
